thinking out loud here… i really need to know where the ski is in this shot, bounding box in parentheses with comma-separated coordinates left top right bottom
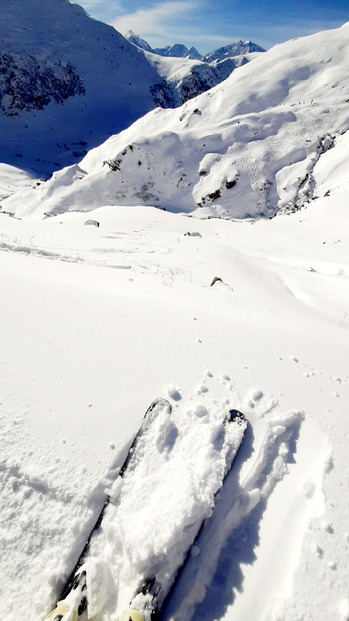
(44, 401, 247, 621)
(45, 398, 172, 621)
(125, 408, 247, 621)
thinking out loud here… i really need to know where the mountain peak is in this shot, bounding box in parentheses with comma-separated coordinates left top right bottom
(124, 30, 153, 53)
(202, 40, 265, 63)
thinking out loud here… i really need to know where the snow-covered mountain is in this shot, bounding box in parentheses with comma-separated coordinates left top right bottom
(124, 32, 202, 60)
(153, 43, 202, 61)
(0, 0, 175, 176)
(142, 52, 250, 106)
(202, 40, 265, 63)
(124, 32, 263, 105)
(0, 115, 348, 621)
(124, 31, 264, 63)
(124, 30, 154, 53)
(1, 15, 349, 621)
(0, 2, 264, 178)
(7, 22, 348, 221)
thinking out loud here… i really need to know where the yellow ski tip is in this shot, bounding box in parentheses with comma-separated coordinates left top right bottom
(44, 603, 78, 621)
(119, 609, 144, 621)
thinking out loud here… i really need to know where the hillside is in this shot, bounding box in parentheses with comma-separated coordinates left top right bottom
(6, 22, 348, 220)
(0, 1, 265, 179)
(142, 51, 252, 106)
(0, 0, 172, 176)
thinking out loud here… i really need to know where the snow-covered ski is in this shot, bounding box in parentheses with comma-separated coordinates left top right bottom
(45, 398, 169, 621)
(44, 399, 247, 621)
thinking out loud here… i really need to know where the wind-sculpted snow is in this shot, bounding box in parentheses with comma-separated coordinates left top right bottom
(6, 22, 348, 220)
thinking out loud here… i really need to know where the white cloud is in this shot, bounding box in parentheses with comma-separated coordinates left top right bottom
(75, 0, 105, 8)
(75, 0, 239, 53)
(112, 1, 200, 39)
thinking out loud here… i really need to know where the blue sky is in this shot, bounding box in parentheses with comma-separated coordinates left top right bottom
(75, 0, 349, 52)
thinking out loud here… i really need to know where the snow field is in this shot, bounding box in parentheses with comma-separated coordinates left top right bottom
(1, 149, 348, 620)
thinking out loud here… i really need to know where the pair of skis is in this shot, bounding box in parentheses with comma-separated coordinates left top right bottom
(45, 398, 247, 621)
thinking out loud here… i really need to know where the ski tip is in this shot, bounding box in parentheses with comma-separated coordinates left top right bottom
(44, 603, 78, 621)
(119, 609, 145, 621)
(228, 409, 246, 424)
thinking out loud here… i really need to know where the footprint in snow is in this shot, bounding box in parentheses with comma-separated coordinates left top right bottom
(167, 386, 182, 401)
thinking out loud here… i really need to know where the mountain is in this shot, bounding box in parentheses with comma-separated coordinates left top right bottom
(0, 0, 173, 176)
(142, 52, 248, 106)
(153, 43, 202, 61)
(202, 40, 265, 63)
(7, 22, 348, 221)
(0, 3, 264, 178)
(1, 18, 349, 621)
(125, 32, 264, 63)
(124, 32, 265, 105)
(124, 30, 154, 53)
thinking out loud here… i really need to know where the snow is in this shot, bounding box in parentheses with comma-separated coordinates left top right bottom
(79, 396, 246, 621)
(0, 18, 349, 621)
(0, 163, 35, 200)
(1, 123, 349, 619)
(143, 51, 202, 85)
(0, 1, 259, 180)
(0, 0, 171, 176)
(7, 21, 348, 219)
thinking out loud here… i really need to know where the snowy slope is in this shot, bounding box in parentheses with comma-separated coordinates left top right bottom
(125, 33, 263, 106)
(142, 51, 248, 106)
(0, 126, 348, 621)
(153, 43, 202, 61)
(0, 0, 172, 176)
(0, 163, 35, 201)
(202, 40, 265, 63)
(124, 30, 154, 53)
(7, 22, 348, 220)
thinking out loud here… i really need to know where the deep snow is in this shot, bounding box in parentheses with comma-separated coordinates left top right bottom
(0, 127, 348, 621)
(0, 18, 349, 621)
